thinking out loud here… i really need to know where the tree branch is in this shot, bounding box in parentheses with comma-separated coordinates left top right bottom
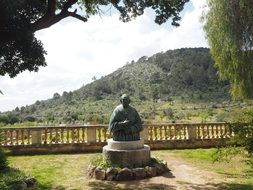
(31, 0, 86, 32)
(68, 9, 88, 22)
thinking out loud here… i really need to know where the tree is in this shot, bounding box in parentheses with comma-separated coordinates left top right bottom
(0, 0, 189, 78)
(53, 92, 61, 100)
(204, 0, 253, 99)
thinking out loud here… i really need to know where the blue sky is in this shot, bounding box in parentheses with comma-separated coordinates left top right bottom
(0, 0, 208, 112)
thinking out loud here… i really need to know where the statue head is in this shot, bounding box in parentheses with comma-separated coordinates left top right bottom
(120, 94, 130, 108)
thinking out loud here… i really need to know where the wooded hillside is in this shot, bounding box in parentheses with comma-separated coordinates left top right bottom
(0, 48, 230, 124)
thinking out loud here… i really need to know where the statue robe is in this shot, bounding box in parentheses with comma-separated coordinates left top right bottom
(109, 104, 143, 141)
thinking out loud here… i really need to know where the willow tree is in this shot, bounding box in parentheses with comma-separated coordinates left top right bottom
(204, 0, 253, 99)
(0, 0, 189, 78)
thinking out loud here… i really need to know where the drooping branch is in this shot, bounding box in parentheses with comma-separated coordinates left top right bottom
(31, 0, 87, 32)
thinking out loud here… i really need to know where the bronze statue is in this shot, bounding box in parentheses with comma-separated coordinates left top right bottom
(109, 94, 143, 141)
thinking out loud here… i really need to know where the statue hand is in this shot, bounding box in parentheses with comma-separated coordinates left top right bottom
(122, 120, 130, 126)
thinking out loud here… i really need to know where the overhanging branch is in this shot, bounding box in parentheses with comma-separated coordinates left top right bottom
(31, 0, 86, 32)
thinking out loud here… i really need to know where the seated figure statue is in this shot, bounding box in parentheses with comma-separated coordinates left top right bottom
(109, 94, 143, 141)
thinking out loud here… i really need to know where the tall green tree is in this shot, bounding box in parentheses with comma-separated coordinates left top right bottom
(204, 0, 253, 99)
(0, 0, 189, 78)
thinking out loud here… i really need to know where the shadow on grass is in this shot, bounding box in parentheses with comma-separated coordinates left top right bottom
(177, 181, 253, 190)
(36, 183, 66, 190)
(87, 169, 253, 190)
(88, 180, 177, 190)
(88, 170, 176, 190)
(88, 180, 253, 190)
(0, 167, 66, 190)
(216, 170, 253, 179)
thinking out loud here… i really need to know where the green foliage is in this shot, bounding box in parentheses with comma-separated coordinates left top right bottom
(0, 149, 8, 171)
(148, 157, 165, 166)
(0, 168, 32, 190)
(204, 0, 253, 98)
(90, 154, 120, 170)
(0, 114, 19, 124)
(230, 109, 253, 155)
(212, 146, 245, 162)
(0, 0, 47, 77)
(0, 129, 8, 171)
(0, 0, 189, 78)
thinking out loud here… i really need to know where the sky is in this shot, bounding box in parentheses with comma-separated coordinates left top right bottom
(0, 0, 208, 112)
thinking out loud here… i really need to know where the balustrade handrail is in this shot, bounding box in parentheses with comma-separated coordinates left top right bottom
(144, 122, 227, 126)
(0, 124, 108, 130)
(0, 122, 228, 130)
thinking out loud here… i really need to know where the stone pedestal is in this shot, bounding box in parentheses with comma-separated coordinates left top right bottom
(103, 139, 150, 168)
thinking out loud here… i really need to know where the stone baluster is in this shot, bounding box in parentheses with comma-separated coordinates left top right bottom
(183, 126, 187, 139)
(15, 130, 19, 145)
(77, 128, 80, 143)
(44, 129, 48, 144)
(21, 129, 25, 145)
(71, 129, 75, 143)
(55, 128, 59, 144)
(27, 130, 31, 144)
(169, 126, 172, 140)
(220, 125, 224, 138)
(164, 126, 168, 140)
(97, 128, 102, 142)
(159, 126, 163, 140)
(66, 128, 70, 143)
(149, 126, 153, 141)
(10, 130, 13, 145)
(178, 126, 182, 140)
(175, 126, 179, 139)
(211, 125, 214, 139)
(4, 130, 8, 145)
(207, 124, 210, 139)
(82, 128, 85, 143)
(154, 126, 158, 141)
(103, 127, 107, 142)
(61, 128, 64, 143)
(49, 129, 53, 144)
(173, 125, 177, 139)
(201, 125, 204, 139)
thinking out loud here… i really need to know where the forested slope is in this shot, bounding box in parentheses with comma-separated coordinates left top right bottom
(0, 48, 230, 124)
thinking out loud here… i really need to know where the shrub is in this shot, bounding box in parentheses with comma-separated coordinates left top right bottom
(0, 148, 8, 170)
(0, 130, 8, 170)
(230, 109, 253, 156)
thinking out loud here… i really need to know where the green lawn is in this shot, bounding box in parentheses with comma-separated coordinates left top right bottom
(3, 148, 253, 190)
(7, 154, 97, 189)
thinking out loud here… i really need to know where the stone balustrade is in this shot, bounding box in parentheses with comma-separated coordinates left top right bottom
(0, 122, 232, 155)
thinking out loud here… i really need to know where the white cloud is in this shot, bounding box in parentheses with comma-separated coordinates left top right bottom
(0, 0, 208, 112)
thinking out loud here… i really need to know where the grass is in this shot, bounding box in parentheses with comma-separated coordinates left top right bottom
(5, 149, 253, 190)
(8, 154, 98, 189)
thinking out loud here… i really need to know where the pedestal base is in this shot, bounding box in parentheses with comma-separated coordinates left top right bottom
(103, 139, 150, 168)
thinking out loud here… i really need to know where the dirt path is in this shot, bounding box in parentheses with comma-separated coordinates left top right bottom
(89, 153, 230, 190)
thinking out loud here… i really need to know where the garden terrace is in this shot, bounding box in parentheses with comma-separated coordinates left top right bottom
(0, 122, 232, 155)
